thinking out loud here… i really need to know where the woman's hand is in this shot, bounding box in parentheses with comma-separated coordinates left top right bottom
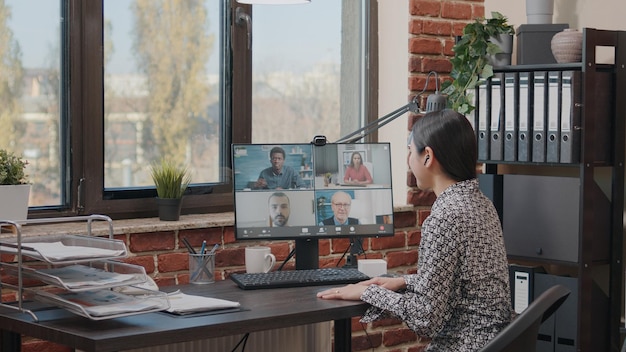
(317, 283, 367, 300)
(316, 276, 406, 300)
(358, 276, 406, 291)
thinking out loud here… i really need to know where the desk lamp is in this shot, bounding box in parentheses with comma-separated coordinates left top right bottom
(335, 71, 447, 144)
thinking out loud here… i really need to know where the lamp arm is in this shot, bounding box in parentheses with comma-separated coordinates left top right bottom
(335, 98, 419, 143)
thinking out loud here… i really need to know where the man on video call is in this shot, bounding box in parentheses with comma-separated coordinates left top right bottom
(254, 146, 306, 190)
(268, 192, 290, 227)
(320, 191, 359, 226)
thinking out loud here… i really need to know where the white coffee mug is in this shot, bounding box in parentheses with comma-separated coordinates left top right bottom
(245, 246, 276, 273)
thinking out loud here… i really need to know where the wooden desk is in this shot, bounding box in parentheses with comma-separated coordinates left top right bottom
(0, 280, 369, 352)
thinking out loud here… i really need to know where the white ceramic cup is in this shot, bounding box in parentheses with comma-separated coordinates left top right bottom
(245, 246, 276, 273)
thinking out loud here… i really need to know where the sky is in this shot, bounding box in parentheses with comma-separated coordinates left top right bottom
(7, 0, 341, 75)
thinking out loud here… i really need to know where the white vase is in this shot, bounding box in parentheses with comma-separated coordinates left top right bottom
(526, 0, 554, 24)
(551, 29, 583, 63)
(0, 184, 31, 221)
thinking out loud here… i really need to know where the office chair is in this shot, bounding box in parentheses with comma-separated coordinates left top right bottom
(479, 284, 571, 352)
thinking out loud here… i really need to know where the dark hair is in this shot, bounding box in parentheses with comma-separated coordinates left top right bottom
(410, 109, 477, 181)
(348, 152, 362, 168)
(268, 192, 290, 205)
(269, 146, 285, 159)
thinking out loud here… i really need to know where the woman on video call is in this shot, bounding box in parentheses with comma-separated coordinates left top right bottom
(318, 109, 514, 351)
(343, 151, 373, 185)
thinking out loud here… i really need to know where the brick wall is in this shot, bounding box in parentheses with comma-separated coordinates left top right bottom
(2, 1, 486, 351)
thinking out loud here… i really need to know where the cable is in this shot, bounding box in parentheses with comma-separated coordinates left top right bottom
(360, 322, 374, 351)
(277, 247, 296, 271)
(231, 332, 250, 352)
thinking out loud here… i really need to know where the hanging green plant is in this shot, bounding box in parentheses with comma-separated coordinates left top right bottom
(442, 12, 515, 115)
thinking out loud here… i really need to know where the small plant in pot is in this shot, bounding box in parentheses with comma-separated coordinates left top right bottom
(0, 149, 30, 221)
(442, 11, 515, 115)
(150, 158, 191, 221)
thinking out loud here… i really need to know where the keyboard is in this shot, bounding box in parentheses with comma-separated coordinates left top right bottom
(230, 268, 370, 290)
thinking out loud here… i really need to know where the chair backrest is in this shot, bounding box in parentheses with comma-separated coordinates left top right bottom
(479, 284, 571, 352)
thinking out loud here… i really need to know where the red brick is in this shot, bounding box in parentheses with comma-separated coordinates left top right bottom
(394, 210, 417, 228)
(410, 0, 441, 17)
(155, 276, 177, 287)
(409, 37, 443, 55)
(217, 246, 245, 267)
(407, 189, 436, 206)
(409, 19, 423, 35)
(386, 250, 418, 268)
(123, 255, 155, 273)
(407, 170, 417, 188)
(441, 2, 473, 20)
(421, 57, 452, 74)
(352, 331, 383, 350)
(383, 327, 419, 347)
(372, 317, 404, 328)
(179, 228, 222, 248)
(407, 230, 422, 246)
(422, 20, 452, 36)
(129, 231, 175, 252)
(224, 226, 236, 243)
(418, 209, 431, 225)
(371, 233, 405, 250)
(157, 252, 188, 272)
(22, 339, 73, 352)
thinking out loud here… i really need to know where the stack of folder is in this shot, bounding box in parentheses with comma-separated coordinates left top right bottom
(474, 70, 581, 164)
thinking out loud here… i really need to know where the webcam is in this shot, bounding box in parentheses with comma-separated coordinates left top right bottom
(311, 135, 327, 146)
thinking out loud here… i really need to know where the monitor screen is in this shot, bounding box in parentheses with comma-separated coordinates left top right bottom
(232, 142, 395, 269)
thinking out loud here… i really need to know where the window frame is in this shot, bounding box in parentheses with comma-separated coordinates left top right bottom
(28, 0, 378, 220)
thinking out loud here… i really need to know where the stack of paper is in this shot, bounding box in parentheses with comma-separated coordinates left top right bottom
(166, 291, 240, 315)
(39, 265, 137, 289)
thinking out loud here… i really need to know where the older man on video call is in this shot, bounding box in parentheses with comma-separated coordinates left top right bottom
(320, 191, 359, 226)
(254, 146, 306, 190)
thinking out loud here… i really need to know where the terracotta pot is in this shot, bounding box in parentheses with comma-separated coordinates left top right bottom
(551, 29, 583, 63)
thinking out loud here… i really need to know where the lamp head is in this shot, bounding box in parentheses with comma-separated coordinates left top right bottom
(425, 93, 447, 112)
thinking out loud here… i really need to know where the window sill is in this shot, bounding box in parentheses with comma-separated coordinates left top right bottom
(7, 213, 235, 238)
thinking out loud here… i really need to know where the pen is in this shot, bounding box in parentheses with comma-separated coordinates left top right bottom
(208, 243, 220, 255)
(200, 240, 207, 254)
(181, 237, 196, 254)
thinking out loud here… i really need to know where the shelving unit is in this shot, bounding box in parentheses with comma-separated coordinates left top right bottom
(475, 28, 626, 351)
(0, 215, 169, 322)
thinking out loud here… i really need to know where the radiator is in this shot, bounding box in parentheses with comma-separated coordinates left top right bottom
(118, 322, 331, 352)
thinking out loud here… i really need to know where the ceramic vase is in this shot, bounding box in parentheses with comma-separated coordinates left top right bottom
(526, 0, 554, 24)
(551, 29, 583, 63)
(0, 184, 30, 221)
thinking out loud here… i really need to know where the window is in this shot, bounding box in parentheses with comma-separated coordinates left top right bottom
(4, 0, 376, 219)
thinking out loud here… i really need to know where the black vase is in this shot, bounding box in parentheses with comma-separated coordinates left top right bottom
(156, 197, 183, 221)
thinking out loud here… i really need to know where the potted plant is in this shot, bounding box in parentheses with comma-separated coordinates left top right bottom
(150, 158, 191, 221)
(442, 12, 515, 115)
(0, 149, 30, 221)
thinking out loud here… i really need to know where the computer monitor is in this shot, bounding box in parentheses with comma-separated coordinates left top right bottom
(232, 142, 395, 270)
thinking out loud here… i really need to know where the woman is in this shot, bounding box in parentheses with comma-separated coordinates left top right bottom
(343, 151, 373, 185)
(318, 109, 514, 351)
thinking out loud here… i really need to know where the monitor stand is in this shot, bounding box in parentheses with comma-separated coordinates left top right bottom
(295, 238, 319, 270)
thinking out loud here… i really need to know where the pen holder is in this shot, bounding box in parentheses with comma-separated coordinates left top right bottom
(189, 253, 215, 284)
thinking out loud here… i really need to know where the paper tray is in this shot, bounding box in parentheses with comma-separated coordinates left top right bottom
(2, 260, 148, 292)
(28, 287, 170, 321)
(0, 234, 128, 264)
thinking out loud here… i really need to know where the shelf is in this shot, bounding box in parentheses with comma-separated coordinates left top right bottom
(2, 260, 149, 292)
(27, 287, 169, 321)
(0, 215, 170, 321)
